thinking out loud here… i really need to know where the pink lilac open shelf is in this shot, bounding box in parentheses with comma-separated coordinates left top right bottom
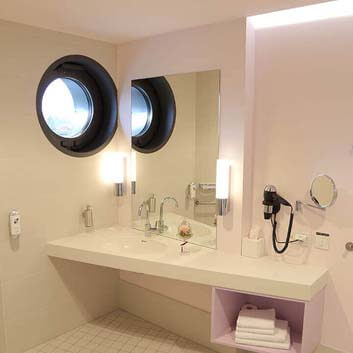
(211, 287, 324, 353)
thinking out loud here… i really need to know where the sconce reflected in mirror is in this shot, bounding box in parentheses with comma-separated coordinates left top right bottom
(296, 174, 337, 211)
(131, 151, 136, 194)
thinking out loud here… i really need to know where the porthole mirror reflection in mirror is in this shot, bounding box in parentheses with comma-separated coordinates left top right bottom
(310, 174, 337, 209)
(131, 86, 153, 137)
(131, 77, 176, 153)
(131, 70, 220, 249)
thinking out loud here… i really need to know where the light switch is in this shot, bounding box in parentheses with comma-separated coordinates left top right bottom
(315, 234, 329, 250)
(293, 233, 309, 245)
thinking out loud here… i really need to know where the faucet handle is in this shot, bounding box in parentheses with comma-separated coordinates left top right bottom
(180, 241, 188, 253)
(146, 220, 158, 231)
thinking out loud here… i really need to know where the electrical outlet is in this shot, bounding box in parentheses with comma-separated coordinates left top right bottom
(315, 234, 330, 250)
(293, 233, 309, 245)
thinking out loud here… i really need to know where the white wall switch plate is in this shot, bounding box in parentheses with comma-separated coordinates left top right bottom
(315, 234, 329, 250)
(292, 233, 310, 246)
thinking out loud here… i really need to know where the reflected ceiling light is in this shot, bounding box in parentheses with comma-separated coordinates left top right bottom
(249, 1, 353, 29)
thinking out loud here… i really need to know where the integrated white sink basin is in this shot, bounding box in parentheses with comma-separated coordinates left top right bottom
(46, 225, 328, 301)
(132, 212, 217, 248)
(74, 228, 168, 255)
(108, 236, 167, 255)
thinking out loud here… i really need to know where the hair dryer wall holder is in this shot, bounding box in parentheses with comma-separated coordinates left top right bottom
(295, 200, 325, 212)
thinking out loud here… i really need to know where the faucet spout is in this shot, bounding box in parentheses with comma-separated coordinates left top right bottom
(138, 201, 151, 233)
(158, 197, 178, 233)
(138, 202, 144, 217)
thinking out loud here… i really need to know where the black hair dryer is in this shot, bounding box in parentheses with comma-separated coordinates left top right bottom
(262, 185, 294, 254)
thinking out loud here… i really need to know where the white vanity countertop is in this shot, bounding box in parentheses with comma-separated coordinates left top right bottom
(46, 225, 328, 301)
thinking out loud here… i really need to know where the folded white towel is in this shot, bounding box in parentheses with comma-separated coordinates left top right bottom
(236, 320, 288, 343)
(241, 304, 258, 311)
(237, 326, 275, 335)
(235, 328, 291, 350)
(237, 308, 276, 330)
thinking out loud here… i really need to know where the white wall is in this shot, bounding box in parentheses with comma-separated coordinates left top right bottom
(116, 19, 252, 312)
(0, 20, 120, 353)
(0, 284, 6, 353)
(117, 16, 352, 353)
(252, 16, 353, 353)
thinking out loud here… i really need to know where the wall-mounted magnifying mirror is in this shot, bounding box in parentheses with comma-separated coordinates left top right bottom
(131, 70, 220, 249)
(296, 174, 337, 211)
(310, 174, 337, 208)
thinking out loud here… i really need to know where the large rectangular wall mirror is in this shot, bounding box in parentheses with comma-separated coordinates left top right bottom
(131, 70, 220, 249)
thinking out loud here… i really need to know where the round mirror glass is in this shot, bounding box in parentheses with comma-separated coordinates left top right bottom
(310, 175, 337, 208)
(42, 78, 94, 138)
(131, 86, 153, 137)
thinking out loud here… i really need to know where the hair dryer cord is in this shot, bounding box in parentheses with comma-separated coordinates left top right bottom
(271, 206, 296, 254)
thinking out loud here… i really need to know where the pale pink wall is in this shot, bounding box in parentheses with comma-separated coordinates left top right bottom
(117, 20, 251, 253)
(253, 16, 353, 353)
(116, 20, 254, 315)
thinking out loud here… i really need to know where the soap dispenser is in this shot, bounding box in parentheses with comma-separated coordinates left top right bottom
(82, 205, 94, 228)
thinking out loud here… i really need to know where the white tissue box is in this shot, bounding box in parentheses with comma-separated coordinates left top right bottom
(242, 237, 265, 258)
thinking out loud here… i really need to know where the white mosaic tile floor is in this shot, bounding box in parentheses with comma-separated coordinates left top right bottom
(25, 309, 216, 353)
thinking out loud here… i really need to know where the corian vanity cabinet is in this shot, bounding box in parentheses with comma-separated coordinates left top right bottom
(47, 226, 327, 353)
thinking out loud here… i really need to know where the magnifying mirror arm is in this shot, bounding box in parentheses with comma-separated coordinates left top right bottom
(295, 200, 325, 212)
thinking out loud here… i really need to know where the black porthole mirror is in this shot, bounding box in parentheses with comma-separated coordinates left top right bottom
(36, 55, 118, 157)
(131, 76, 176, 153)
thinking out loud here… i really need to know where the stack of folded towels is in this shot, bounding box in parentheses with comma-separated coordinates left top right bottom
(234, 304, 291, 350)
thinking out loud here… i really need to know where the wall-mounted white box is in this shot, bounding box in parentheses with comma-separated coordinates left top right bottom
(242, 237, 265, 258)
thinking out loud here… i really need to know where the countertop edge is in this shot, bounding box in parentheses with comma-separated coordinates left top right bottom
(46, 242, 327, 302)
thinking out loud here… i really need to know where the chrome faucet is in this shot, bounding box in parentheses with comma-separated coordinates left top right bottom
(138, 201, 152, 233)
(138, 198, 158, 235)
(158, 197, 179, 233)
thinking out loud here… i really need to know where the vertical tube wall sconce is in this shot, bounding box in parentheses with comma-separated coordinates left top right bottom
(131, 151, 136, 194)
(216, 159, 230, 216)
(101, 152, 125, 197)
